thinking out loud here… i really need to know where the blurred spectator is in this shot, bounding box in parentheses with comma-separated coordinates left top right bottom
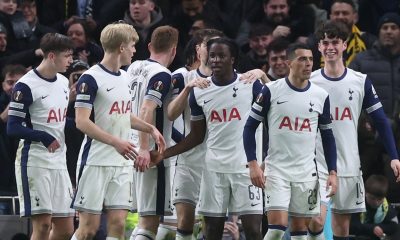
(0, 64, 26, 197)
(66, 19, 103, 65)
(0, 22, 43, 70)
(242, 24, 273, 72)
(187, 14, 216, 38)
(236, 0, 315, 45)
(266, 37, 289, 81)
(358, 0, 399, 36)
(35, 0, 77, 30)
(349, 12, 400, 203)
(123, 0, 167, 61)
(216, 0, 263, 39)
(0, 0, 33, 53)
(350, 175, 399, 240)
(170, 0, 227, 49)
(222, 215, 245, 240)
(20, 0, 56, 49)
(308, 0, 377, 70)
(64, 59, 88, 186)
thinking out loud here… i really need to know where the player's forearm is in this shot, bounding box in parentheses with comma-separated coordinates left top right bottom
(76, 117, 117, 147)
(243, 117, 260, 162)
(320, 128, 337, 172)
(167, 86, 191, 121)
(7, 116, 55, 147)
(164, 130, 204, 158)
(138, 107, 154, 150)
(130, 114, 155, 134)
(370, 108, 399, 160)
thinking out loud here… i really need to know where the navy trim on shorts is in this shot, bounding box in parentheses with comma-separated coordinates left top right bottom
(21, 141, 31, 216)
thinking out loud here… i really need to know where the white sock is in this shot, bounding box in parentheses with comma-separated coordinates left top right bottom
(176, 233, 193, 240)
(132, 228, 156, 240)
(264, 227, 286, 240)
(70, 233, 78, 240)
(106, 237, 119, 240)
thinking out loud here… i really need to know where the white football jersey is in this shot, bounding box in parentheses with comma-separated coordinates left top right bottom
(250, 78, 331, 182)
(190, 74, 263, 173)
(127, 59, 173, 166)
(10, 69, 69, 169)
(75, 64, 132, 167)
(173, 69, 208, 167)
(310, 68, 382, 176)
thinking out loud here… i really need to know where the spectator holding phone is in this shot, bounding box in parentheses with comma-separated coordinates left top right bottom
(64, 59, 89, 186)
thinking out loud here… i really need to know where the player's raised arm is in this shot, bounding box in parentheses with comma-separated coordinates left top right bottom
(167, 74, 210, 121)
(318, 96, 338, 197)
(243, 86, 271, 189)
(363, 78, 400, 182)
(75, 75, 137, 160)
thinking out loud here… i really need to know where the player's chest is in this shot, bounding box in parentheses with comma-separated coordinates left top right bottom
(200, 84, 252, 123)
(32, 85, 69, 109)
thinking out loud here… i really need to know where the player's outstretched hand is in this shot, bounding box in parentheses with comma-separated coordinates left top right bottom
(187, 77, 210, 89)
(113, 139, 137, 160)
(150, 127, 166, 154)
(149, 149, 164, 168)
(240, 69, 270, 84)
(248, 160, 265, 189)
(326, 173, 337, 197)
(134, 148, 150, 172)
(390, 159, 400, 182)
(47, 139, 60, 153)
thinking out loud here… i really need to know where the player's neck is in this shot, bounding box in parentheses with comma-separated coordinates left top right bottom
(101, 53, 122, 72)
(36, 61, 58, 79)
(287, 75, 309, 89)
(213, 71, 235, 85)
(149, 53, 170, 67)
(199, 64, 212, 77)
(323, 61, 345, 78)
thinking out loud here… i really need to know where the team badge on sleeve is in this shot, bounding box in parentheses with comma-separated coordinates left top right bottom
(256, 93, 263, 104)
(13, 91, 23, 102)
(79, 83, 88, 93)
(153, 81, 164, 92)
(371, 85, 378, 99)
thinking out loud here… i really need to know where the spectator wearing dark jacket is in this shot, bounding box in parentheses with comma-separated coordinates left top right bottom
(349, 13, 400, 204)
(123, 0, 167, 61)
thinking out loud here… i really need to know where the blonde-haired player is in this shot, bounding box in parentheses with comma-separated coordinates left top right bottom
(71, 22, 165, 240)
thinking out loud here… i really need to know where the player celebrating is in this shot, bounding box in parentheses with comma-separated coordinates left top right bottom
(127, 26, 178, 240)
(153, 37, 264, 240)
(7, 33, 74, 240)
(243, 43, 338, 240)
(71, 22, 165, 240)
(166, 28, 223, 240)
(307, 21, 400, 240)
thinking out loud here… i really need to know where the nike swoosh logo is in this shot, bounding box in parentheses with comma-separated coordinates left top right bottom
(251, 203, 260, 207)
(41, 95, 49, 99)
(356, 201, 364, 205)
(309, 206, 316, 210)
(277, 101, 288, 105)
(106, 87, 115, 92)
(204, 99, 212, 104)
